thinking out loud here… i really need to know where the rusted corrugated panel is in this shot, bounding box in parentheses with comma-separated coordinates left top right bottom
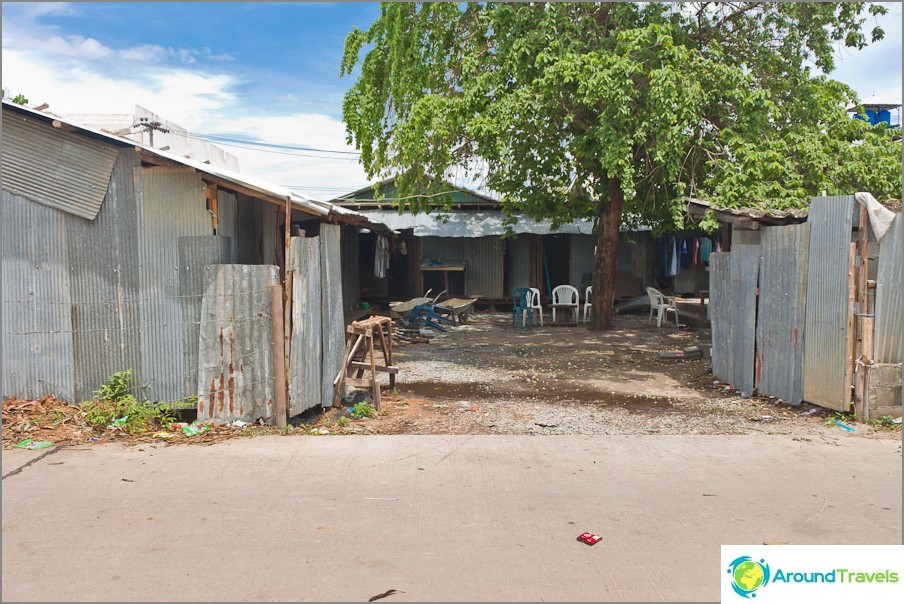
(1, 192, 75, 401)
(803, 196, 854, 410)
(709, 247, 760, 395)
(288, 236, 323, 415)
(67, 150, 144, 402)
(507, 236, 531, 291)
(874, 213, 901, 363)
(1, 112, 119, 220)
(136, 167, 211, 401)
(197, 264, 279, 423)
(756, 223, 810, 404)
(465, 237, 503, 298)
(320, 225, 344, 407)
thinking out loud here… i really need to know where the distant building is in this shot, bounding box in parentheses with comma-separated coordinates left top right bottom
(849, 96, 901, 128)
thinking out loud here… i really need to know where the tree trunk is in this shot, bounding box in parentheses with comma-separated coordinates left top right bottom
(589, 178, 625, 331)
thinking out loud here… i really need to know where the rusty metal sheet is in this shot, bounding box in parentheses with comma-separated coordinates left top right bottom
(320, 225, 344, 407)
(756, 223, 810, 404)
(1, 192, 75, 401)
(288, 236, 323, 415)
(197, 264, 279, 423)
(341, 225, 361, 311)
(874, 213, 901, 363)
(803, 196, 854, 410)
(1, 111, 119, 220)
(709, 246, 760, 396)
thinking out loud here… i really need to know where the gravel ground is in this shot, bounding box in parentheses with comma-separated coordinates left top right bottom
(312, 312, 901, 440)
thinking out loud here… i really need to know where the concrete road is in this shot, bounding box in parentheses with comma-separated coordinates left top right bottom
(2, 435, 901, 602)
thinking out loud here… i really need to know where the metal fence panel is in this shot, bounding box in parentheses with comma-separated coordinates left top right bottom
(875, 213, 902, 363)
(66, 150, 143, 402)
(756, 223, 810, 403)
(803, 196, 854, 410)
(289, 236, 323, 415)
(709, 247, 760, 395)
(1, 192, 75, 401)
(320, 225, 344, 407)
(197, 264, 279, 423)
(136, 167, 211, 401)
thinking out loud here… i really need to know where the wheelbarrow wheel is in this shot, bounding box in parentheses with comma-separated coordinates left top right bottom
(459, 313, 469, 324)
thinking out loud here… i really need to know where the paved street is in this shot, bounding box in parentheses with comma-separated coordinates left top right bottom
(2, 435, 901, 602)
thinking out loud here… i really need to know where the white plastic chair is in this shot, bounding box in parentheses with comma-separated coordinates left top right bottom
(551, 285, 579, 324)
(582, 286, 592, 323)
(647, 287, 679, 328)
(528, 287, 544, 326)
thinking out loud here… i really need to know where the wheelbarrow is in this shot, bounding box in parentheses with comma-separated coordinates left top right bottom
(434, 296, 479, 324)
(389, 289, 446, 320)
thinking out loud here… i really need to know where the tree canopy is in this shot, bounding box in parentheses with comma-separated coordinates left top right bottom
(341, 2, 901, 328)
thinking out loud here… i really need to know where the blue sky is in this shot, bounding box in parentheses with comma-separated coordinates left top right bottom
(2, 2, 901, 198)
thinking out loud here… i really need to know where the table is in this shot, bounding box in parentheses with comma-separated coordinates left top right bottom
(420, 261, 465, 294)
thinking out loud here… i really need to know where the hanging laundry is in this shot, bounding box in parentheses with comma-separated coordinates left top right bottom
(680, 238, 690, 270)
(692, 238, 701, 265)
(668, 236, 679, 276)
(714, 238, 722, 253)
(374, 235, 390, 278)
(700, 238, 713, 264)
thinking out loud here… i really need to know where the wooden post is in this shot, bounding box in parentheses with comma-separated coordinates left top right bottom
(844, 243, 857, 413)
(205, 182, 219, 235)
(270, 285, 288, 427)
(853, 208, 870, 421)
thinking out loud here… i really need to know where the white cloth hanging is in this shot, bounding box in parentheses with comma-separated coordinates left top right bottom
(374, 235, 390, 278)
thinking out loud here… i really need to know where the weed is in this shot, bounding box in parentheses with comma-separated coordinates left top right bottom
(337, 416, 350, 427)
(867, 416, 901, 430)
(824, 411, 856, 428)
(349, 402, 376, 419)
(81, 370, 177, 435)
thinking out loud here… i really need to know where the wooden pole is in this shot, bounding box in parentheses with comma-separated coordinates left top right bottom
(853, 207, 870, 421)
(844, 242, 857, 413)
(270, 285, 288, 427)
(205, 182, 219, 235)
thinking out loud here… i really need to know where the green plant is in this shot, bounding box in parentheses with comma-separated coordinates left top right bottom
(81, 370, 177, 435)
(337, 416, 350, 427)
(867, 416, 901, 430)
(349, 402, 376, 419)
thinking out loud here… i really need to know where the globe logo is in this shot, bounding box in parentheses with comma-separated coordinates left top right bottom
(727, 556, 771, 598)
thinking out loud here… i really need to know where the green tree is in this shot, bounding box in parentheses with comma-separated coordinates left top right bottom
(341, 2, 899, 329)
(2, 89, 29, 105)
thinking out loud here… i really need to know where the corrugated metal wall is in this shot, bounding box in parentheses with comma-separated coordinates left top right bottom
(136, 167, 212, 401)
(803, 196, 854, 411)
(67, 150, 143, 401)
(874, 213, 902, 363)
(709, 246, 760, 396)
(197, 264, 279, 423)
(320, 225, 344, 407)
(1, 111, 119, 220)
(507, 236, 531, 292)
(569, 235, 596, 290)
(1, 192, 75, 401)
(288, 236, 323, 415)
(421, 236, 504, 297)
(755, 223, 810, 404)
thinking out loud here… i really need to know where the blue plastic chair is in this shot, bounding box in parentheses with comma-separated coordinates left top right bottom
(512, 288, 533, 328)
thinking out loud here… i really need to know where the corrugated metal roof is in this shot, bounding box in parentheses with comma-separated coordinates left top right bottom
(357, 209, 595, 237)
(802, 196, 855, 411)
(2, 100, 391, 234)
(1, 111, 120, 220)
(686, 197, 809, 225)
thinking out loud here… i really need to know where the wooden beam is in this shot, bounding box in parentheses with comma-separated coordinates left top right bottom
(349, 361, 399, 374)
(270, 285, 288, 428)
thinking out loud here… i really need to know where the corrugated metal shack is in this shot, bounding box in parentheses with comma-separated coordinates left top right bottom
(701, 194, 902, 417)
(333, 178, 665, 306)
(1, 100, 389, 417)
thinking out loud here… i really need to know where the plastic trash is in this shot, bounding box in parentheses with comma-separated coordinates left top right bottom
(833, 419, 855, 433)
(310, 427, 330, 435)
(110, 416, 128, 427)
(152, 431, 176, 439)
(891, 417, 902, 425)
(181, 421, 210, 436)
(13, 439, 54, 450)
(577, 532, 602, 545)
(230, 419, 249, 428)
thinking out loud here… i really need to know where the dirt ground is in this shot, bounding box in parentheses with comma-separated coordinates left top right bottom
(311, 312, 901, 440)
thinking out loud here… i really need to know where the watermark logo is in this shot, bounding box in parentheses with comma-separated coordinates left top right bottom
(727, 556, 771, 598)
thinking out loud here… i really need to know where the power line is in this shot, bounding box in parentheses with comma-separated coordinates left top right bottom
(188, 131, 362, 156)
